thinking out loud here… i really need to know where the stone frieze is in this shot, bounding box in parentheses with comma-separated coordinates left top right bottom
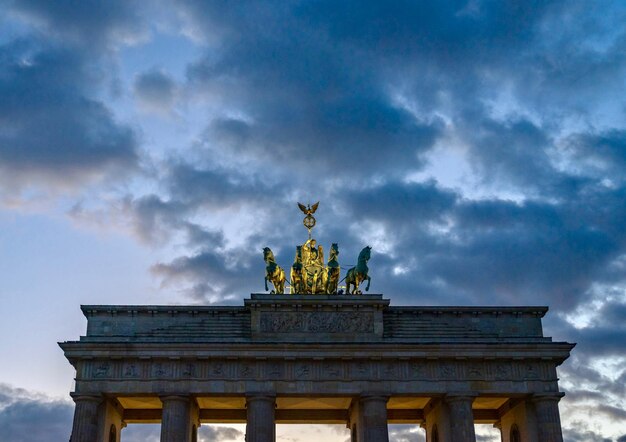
(81, 358, 554, 384)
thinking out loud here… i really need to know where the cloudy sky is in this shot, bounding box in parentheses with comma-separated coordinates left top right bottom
(0, 0, 625, 441)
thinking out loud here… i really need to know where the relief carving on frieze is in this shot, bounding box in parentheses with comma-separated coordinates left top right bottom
(322, 361, 342, 378)
(495, 362, 511, 380)
(295, 362, 312, 379)
(94, 362, 111, 378)
(523, 363, 539, 379)
(211, 361, 226, 377)
(152, 362, 171, 378)
(123, 363, 140, 378)
(182, 363, 196, 377)
(409, 361, 428, 379)
(468, 362, 484, 379)
(260, 311, 374, 333)
(440, 362, 458, 380)
(267, 361, 284, 378)
(239, 362, 256, 378)
(353, 361, 371, 378)
(382, 362, 399, 379)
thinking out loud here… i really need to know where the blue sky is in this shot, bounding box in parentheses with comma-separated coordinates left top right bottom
(1, 1, 625, 441)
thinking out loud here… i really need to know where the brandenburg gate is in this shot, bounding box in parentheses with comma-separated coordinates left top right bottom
(61, 203, 574, 441)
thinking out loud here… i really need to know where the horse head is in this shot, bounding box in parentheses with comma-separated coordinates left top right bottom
(359, 246, 371, 261)
(263, 247, 275, 263)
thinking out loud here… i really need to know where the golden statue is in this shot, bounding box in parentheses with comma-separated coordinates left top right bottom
(263, 202, 374, 295)
(301, 238, 325, 293)
(290, 246, 305, 294)
(263, 247, 285, 294)
(345, 246, 372, 294)
(325, 243, 340, 294)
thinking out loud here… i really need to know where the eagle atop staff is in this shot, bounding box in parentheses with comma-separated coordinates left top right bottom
(298, 201, 319, 216)
(298, 201, 319, 239)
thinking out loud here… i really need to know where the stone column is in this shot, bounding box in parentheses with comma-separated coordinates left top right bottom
(246, 395, 276, 442)
(357, 395, 389, 442)
(532, 394, 564, 442)
(445, 395, 476, 442)
(160, 395, 197, 442)
(70, 394, 102, 442)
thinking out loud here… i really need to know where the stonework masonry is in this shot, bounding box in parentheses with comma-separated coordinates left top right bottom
(60, 294, 574, 441)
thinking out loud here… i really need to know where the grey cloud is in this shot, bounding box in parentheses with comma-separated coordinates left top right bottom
(122, 423, 243, 441)
(0, 39, 138, 189)
(152, 246, 260, 301)
(134, 69, 177, 112)
(7, 0, 146, 49)
(562, 426, 613, 442)
(124, 194, 189, 244)
(182, 0, 447, 176)
(566, 129, 626, 181)
(0, 384, 73, 442)
(597, 404, 626, 421)
(388, 425, 425, 442)
(199, 425, 244, 441)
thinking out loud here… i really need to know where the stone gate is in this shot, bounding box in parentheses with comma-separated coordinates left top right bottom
(60, 294, 574, 442)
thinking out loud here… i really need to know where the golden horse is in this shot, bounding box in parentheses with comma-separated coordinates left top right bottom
(345, 246, 371, 294)
(325, 243, 340, 294)
(263, 247, 285, 294)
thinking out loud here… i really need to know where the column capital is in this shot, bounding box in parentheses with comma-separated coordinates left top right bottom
(160, 394, 191, 402)
(359, 394, 390, 404)
(531, 393, 565, 403)
(245, 394, 276, 406)
(445, 393, 478, 403)
(70, 393, 102, 404)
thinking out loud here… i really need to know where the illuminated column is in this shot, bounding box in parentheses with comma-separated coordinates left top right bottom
(246, 395, 276, 442)
(532, 394, 564, 442)
(101, 399, 124, 442)
(445, 395, 476, 442)
(424, 398, 449, 442)
(70, 394, 102, 442)
(160, 395, 198, 442)
(499, 398, 539, 442)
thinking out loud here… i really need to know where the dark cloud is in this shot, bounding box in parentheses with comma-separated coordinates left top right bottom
(152, 245, 259, 302)
(0, 384, 73, 442)
(7, 0, 146, 49)
(182, 1, 447, 177)
(134, 68, 177, 112)
(566, 129, 626, 181)
(0, 38, 139, 190)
